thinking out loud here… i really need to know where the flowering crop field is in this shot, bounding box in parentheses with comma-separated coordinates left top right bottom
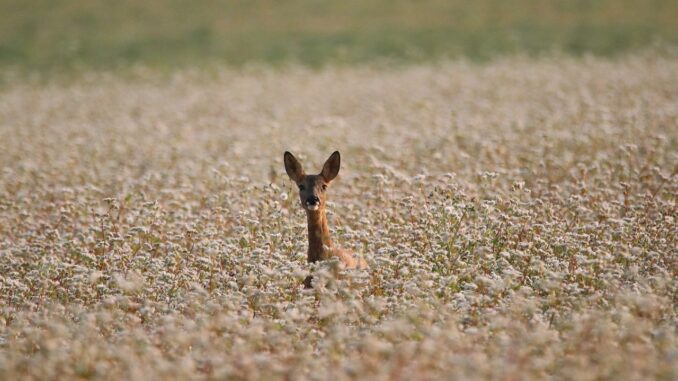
(0, 54, 676, 380)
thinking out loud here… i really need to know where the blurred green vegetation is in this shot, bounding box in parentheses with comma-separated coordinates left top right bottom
(1, 0, 677, 72)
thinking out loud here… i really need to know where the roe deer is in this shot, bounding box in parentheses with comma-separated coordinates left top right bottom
(284, 151, 368, 286)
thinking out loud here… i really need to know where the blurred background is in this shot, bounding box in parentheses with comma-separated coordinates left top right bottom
(1, 0, 677, 74)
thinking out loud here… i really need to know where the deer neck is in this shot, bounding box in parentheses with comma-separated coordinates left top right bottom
(306, 208, 333, 263)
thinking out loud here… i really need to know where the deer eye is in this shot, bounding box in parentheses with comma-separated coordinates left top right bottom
(298, 184, 305, 191)
(321, 184, 327, 191)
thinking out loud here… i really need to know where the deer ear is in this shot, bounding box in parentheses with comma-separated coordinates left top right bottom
(284, 151, 305, 182)
(321, 151, 341, 181)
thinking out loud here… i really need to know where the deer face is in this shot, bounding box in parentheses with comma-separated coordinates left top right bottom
(284, 151, 340, 212)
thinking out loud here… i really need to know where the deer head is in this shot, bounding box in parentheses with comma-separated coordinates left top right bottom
(284, 151, 340, 212)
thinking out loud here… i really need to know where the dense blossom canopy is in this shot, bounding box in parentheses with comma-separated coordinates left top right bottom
(0, 55, 676, 380)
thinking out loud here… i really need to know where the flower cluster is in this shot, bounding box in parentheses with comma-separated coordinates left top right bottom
(0, 54, 676, 380)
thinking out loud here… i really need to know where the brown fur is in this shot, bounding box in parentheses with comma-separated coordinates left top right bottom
(306, 206, 368, 269)
(284, 151, 368, 286)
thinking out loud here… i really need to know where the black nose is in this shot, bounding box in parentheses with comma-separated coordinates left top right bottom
(307, 196, 319, 205)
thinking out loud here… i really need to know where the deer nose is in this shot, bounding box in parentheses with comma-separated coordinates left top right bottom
(306, 196, 320, 205)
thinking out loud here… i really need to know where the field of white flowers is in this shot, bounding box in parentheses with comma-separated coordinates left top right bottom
(0, 54, 676, 380)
